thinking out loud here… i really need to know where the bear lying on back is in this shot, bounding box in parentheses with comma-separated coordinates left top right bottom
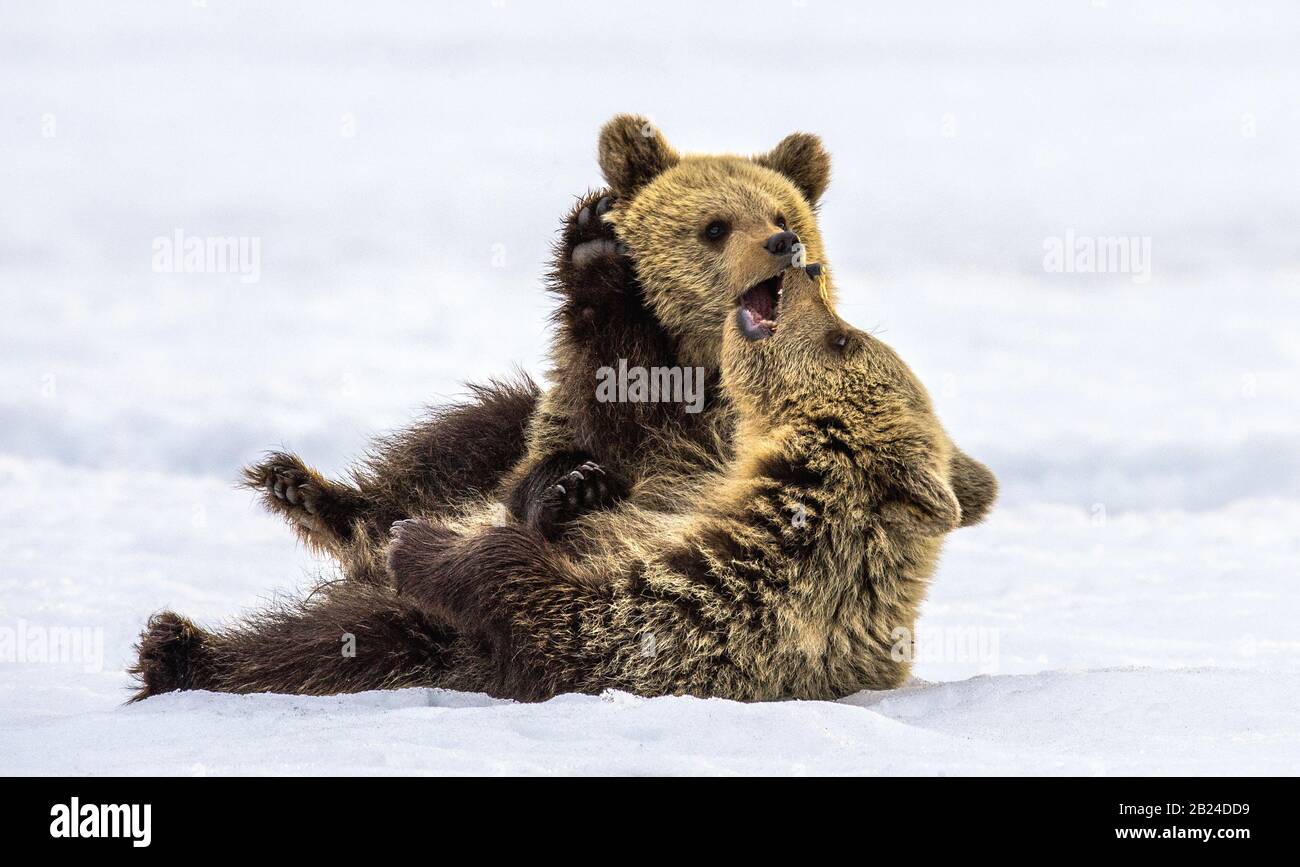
(386, 264, 979, 701)
(130, 118, 998, 701)
(132, 265, 986, 702)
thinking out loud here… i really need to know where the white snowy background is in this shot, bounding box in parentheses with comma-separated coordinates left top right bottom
(2, 0, 1298, 775)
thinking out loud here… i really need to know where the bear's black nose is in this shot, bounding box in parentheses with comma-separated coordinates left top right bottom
(764, 231, 799, 257)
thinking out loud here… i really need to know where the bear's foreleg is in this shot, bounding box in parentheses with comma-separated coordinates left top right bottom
(502, 450, 626, 539)
(243, 376, 539, 559)
(242, 451, 370, 556)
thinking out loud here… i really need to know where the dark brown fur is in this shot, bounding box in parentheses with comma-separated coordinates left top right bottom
(131, 267, 996, 703)
(241, 375, 540, 570)
(129, 584, 474, 701)
(240, 115, 838, 566)
(382, 266, 982, 701)
(131, 117, 996, 702)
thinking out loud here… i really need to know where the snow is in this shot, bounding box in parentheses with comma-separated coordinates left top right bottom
(6, 669, 1296, 776)
(2, 0, 1298, 775)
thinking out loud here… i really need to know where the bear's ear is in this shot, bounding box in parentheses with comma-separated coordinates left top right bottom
(949, 448, 998, 527)
(886, 467, 962, 536)
(755, 132, 832, 205)
(598, 114, 679, 197)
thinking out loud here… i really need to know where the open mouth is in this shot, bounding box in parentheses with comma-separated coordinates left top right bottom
(735, 272, 784, 341)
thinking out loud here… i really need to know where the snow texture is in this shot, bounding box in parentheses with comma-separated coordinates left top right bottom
(1, 0, 1297, 775)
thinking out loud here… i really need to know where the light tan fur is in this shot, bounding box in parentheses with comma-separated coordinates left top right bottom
(131, 118, 997, 703)
(388, 266, 982, 702)
(499, 114, 837, 530)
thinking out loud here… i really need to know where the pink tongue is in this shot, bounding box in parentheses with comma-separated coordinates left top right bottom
(737, 306, 774, 339)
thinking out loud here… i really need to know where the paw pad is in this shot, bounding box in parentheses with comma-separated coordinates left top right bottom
(532, 461, 619, 536)
(259, 462, 320, 515)
(568, 191, 624, 267)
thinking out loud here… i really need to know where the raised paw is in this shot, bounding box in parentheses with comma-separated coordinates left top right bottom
(128, 611, 213, 701)
(566, 190, 625, 268)
(251, 454, 324, 515)
(242, 451, 362, 551)
(530, 461, 620, 538)
(556, 189, 639, 333)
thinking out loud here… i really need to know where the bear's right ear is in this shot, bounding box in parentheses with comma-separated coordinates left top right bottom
(755, 132, 832, 205)
(598, 114, 679, 197)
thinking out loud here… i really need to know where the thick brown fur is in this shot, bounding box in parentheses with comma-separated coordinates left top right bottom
(128, 584, 481, 701)
(133, 117, 851, 701)
(241, 114, 841, 565)
(132, 117, 996, 702)
(386, 266, 987, 701)
(496, 115, 845, 537)
(240, 376, 540, 573)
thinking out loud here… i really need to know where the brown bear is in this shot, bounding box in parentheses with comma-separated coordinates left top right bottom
(240, 114, 842, 576)
(134, 263, 987, 702)
(131, 118, 997, 700)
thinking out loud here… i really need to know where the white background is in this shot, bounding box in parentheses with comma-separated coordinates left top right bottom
(1, 0, 1297, 774)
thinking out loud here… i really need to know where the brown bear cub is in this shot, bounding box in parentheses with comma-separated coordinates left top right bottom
(132, 116, 858, 701)
(131, 117, 998, 701)
(386, 264, 975, 701)
(242, 114, 840, 575)
(132, 266, 990, 703)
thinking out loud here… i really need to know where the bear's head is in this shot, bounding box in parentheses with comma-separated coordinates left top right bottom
(598, 114, 835, 367)
(722, 264, 967, 536)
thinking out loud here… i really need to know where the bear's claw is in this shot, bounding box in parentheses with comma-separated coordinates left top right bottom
(243, 452, 327, 520)
(567, 190, 625, 268)
(531, 460, 619, 537)
(264, 463, 319, 514)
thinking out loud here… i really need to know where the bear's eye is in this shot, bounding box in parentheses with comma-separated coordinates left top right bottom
(827, 329, 856, 355)
(703, 220, 730, 242)
(774, 215, 787, 231)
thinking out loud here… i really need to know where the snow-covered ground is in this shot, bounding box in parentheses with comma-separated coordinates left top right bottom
(2, 1, 1298, 775)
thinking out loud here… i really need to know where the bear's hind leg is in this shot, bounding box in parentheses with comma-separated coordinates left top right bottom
(129, 611, 217, 701)
(129, 583, 459, 701)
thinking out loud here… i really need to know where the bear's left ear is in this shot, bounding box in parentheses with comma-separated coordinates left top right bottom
(886, 467, 962, 536)
(598, 114, 679, 197)
(755, 132, 832, 205)
(949, 448, 998, 527)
